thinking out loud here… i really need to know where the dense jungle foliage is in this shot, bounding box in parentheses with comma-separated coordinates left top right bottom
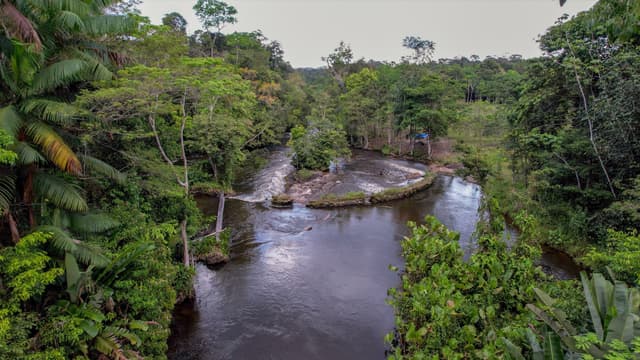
(0, 0, 638, 358)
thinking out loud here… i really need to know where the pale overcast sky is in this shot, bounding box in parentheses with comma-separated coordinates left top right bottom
(138, 0, 598, 68)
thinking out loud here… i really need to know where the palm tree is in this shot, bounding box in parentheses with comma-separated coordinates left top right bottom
(0, 0, 134, 241)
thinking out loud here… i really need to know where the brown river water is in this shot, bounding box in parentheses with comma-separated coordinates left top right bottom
(167, 149, 579, 360)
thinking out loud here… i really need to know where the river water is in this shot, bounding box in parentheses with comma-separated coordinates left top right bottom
(168, 150, 577, 360)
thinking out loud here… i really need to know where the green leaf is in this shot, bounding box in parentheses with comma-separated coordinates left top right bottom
(57, 10, 86, 31)
(14, 141, 46, 165)
(65, 251, 81, 302)
(20, 99, 84, 125)
(0, 105, 23, 137)
(79, 154, 126, 184)
(0, 175, 16, 213)
(502, 337, 526, 360)
(69, 212, 120, 234)
(581, 272, 605, 340)
(525, 329, 544, 360)
(34, 172, 87, 212)
(31, 59, 87, 93)
(543, 332, 564, 360)
(128, 320, 149, 331)
(79, 319, 98, 338)
(84, 15, 135, 35)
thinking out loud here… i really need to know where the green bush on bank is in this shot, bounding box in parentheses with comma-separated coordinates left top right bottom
(387, 216, 546, 359)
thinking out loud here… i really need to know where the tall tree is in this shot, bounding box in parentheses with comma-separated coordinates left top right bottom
(0, 0, 134, 241)
(322, 41, 353, 89)
(162, 12, 188, 34)
(402, 36, 435, 64)
(193, 0, 238, 56)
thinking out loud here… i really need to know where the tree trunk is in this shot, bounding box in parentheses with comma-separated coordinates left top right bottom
(410, 125, 415, 156)
(215, 191, 225, 243)
(23, 165, 36, 228)
(565, 32, 616, 198)
(8, 213, 20, 243)
(180, 219, 189, 266)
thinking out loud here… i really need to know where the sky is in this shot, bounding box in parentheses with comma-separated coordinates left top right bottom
(138, 0, 598, 68)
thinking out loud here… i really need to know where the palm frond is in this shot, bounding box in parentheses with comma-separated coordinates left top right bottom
(79, 154, 125, 184)
(38, 224, 76, 252)
(14, 141, 46, 165)
(0, 1, 42, 50)
(30, 59, 87, 93)
(69, 212, 120, 234)
(34, 172, 87, 212)
(65, 251, 82, 300)
(74, 51, 114, 81)
(95, 242, 154, 287)
(26, 121, 82, 174)
(0, 175, 16, 213)
(0, 105, 24, 137)
(28, 0, 92, 17)
(56, 10, 86, 32)
(37, 225, 109, 267)
(20, 98, 85, 125)
(73, 241, 108, 267)
(85, 15, 135, 35)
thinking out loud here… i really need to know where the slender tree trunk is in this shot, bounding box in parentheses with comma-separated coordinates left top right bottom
(553, 152, 582, 190)
(7, 213, 19, 243)
(215, 191, 225, 243)
(565, 32, 616, 198)
(410, 125, 415, 156)
(180, 219, 189, 266)
(179, 92, 189, 193)
(210, 32, 218, 57)
(23, 165, 36, 228)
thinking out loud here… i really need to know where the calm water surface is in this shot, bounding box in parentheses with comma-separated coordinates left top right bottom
(169, 174, 481, 360)
(168, 150, 577, 360)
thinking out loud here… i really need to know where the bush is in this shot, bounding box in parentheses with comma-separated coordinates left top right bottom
(382, 144, 392, 156)
(294, 168, 316, 182)
(288, 120, 351, 170)
(583, 229, 640, 285)
(387, 216, 545, 359)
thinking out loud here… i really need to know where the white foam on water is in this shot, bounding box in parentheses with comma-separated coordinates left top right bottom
(232, 149, 295, 203)
(384, 161, 426, 177)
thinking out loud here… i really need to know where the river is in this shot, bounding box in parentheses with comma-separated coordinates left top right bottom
(168, 149, 578, 360)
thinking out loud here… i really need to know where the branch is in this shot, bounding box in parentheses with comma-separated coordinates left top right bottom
(148, 114, 186, 188)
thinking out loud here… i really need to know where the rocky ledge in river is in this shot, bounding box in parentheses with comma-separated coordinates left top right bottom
(196, 248, 230, 266)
